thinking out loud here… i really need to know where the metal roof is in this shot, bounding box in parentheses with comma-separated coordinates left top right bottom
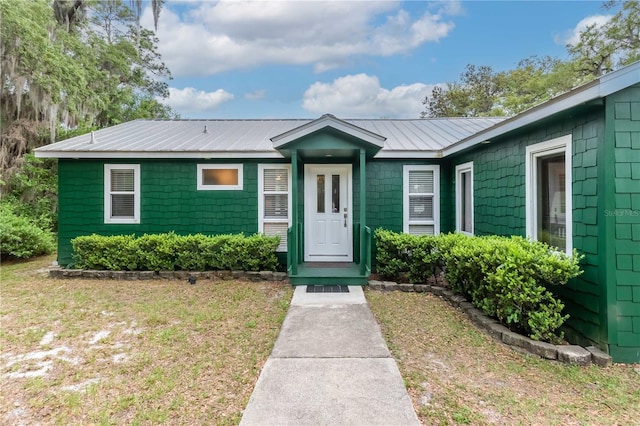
(34, 117, 504, 159)
(33, 60, 640, 160)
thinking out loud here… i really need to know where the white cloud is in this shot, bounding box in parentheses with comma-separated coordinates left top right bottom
(244, 89, 266, 100)
(161, 87, 234, 115)
(561, 14, 612, 46)
(302, 74, 437, 118)
(143, 1, 459, 77)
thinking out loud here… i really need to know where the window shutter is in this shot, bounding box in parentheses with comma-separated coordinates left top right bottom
(111, 169, 134, 192)
(264, 194, 288, 219)
(409, 225, 435, 235)
(263, 222, 288, 251)
(409, 170, 434, 194)
(409, 196, 433, 220)
(111, 194, 134, 217)
(263, 168, 288, 192)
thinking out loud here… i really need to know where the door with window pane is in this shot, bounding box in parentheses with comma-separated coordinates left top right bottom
(304, 164, 352, 261)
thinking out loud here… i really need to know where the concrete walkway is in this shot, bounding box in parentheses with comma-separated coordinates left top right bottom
(240, 286, 420, 426)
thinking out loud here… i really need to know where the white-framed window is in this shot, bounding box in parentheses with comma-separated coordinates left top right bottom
(197, 164, 243, 190)
(104, 164, 140, 224)
(455, 162, 474, 235)
(403, 165, 440, 235)
(258, 164, 291, 251)
(525, 135, 572, 254)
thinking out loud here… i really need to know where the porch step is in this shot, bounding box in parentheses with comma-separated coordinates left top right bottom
(288, 262, 369, 286)
(289, 275, 368, 286)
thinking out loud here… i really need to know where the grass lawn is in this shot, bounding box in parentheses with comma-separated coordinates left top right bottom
(367, 290, 640, 426)
(0, 256, 292, 425)
(3, 257, 639, 425)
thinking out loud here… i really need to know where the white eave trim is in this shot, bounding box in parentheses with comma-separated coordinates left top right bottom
(443, 60, 640, 157)
(271, 114, 386, 148)
(33, 151, 285, 159)
(374, 150, 443, 159)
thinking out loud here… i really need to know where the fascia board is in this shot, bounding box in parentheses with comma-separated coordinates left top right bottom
(374, 150, 442, 159)
(33, 151, 285, 159)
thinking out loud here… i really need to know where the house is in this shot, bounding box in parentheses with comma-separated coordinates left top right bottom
(35, 61, 640, 362)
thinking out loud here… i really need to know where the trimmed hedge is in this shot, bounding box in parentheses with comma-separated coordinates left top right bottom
(375, 229, 583, 343)
(71, 232, 280, 272)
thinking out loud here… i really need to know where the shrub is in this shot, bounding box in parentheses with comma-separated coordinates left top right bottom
(0, 204, 55, 259)
(71, 234, 138, 270)
(375, 229, 583, 343)
(71, 232, 280, 272)
(1, 153, 58, 231)
(374, 229, 439, 283)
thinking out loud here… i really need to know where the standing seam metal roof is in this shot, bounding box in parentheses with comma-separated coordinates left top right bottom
(34, 117, 503, 157)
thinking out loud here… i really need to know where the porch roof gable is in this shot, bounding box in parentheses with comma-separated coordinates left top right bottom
(270, 114, 386, 158)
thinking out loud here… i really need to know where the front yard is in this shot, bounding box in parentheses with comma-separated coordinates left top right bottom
(0, 256, 291, 425)
(367, 290, 640, 425)
(1, 257, 638, 425)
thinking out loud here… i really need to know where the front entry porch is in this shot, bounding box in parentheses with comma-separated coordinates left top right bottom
(271, 115, 382, 286)
(286, 223, 372, 285)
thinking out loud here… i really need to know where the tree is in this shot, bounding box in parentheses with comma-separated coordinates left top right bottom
(421, 58, 581, 118)
(0, 0, 174, 179)
(422, 1, 639, 118)
(421, 65, 507, 118)
(568, 0, 640, 77)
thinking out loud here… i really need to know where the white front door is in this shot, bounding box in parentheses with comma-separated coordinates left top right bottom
(304, 164, 352, 262)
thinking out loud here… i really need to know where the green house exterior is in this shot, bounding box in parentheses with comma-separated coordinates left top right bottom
(36, 62, 640, 363)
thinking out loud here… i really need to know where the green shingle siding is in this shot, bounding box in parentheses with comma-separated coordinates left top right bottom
(607, 86, 640, 363)
(57, 159, 273, 266)
(449, 110, 606, 351)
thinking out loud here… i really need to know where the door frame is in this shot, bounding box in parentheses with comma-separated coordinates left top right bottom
(303, 164, 353, 262)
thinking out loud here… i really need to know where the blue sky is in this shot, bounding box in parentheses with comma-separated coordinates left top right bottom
(142, 1, 610, 119)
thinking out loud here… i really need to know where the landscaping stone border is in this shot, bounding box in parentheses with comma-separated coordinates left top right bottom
(367, 280, 613, 367)
(49, 267, 288, 283)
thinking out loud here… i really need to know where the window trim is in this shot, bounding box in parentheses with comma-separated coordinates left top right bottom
(104, 164, 140, 224)
(455, 161, 474, 235)
(258, 164, 292, 252)
(403, 165, 440, 235)
(525, 135, 573, 254)
(197, 164, 243, 190)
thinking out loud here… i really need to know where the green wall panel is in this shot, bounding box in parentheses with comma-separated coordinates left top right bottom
(57, 159, 290, 266)
(607, 86, 640, 362)
(447, 108, 608, 353)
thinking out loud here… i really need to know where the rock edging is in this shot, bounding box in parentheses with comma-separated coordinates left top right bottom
(49, 267, 288, 283)
(367, 280, 612, 367)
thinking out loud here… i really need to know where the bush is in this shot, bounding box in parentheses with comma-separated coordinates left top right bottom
(71, 232, 280, 272)
(375, 229, 583, 343)
(0, 205, 55, 259)
(1, 153, 58, 231)
(374, 229, 439, 283)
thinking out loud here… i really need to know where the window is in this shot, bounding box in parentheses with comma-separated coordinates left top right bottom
(197, 164, 243, 190)
(403, 165, 440, 235)
(525, 135, 572, 254)
(456, 162, 474, 235)
(104, 164, 140, 224)
(258, 165, 291, 251)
